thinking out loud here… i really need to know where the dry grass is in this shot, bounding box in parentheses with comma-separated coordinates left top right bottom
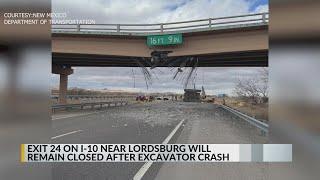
(215, 97, 268, 121)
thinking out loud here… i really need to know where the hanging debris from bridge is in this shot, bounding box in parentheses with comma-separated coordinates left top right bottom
(134, 59, 153, 89)
(150, 50, 172, 69)
(201, 86, 207, 99)
(133, 51, 200, 90)
(171, 57, 199, 89)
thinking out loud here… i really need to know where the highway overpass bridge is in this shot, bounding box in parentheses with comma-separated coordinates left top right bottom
(52, 13, 269, 104)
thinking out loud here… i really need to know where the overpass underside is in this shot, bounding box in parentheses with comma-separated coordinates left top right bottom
(53, 50, 267, 67)
(52, 24, 268, 68)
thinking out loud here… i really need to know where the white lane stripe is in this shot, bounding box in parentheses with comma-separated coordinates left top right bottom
(133, 119, 185, 180)
(51, 130, 83, 140)
(162, 119, 185, 144)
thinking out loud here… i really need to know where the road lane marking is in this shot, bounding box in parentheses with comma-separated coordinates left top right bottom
(162, 119, 185, 144)
(51, 130, 83, 140)
(133, 119, 185, 180)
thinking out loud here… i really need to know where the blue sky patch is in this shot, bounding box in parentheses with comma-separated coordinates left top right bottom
(248, 0, 268, 12)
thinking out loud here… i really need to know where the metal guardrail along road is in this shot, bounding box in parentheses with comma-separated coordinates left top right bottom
(52, 13, 269, 35)
(51, 95, 136, 99)
(219, 104, 269, 133)
(52, 101, 128, 113)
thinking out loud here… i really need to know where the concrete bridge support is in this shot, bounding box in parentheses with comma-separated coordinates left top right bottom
(52, 65, 73, 104)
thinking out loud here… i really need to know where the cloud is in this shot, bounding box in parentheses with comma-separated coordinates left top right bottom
(253, 4, 269, 13)
(52, 0, 268, 23)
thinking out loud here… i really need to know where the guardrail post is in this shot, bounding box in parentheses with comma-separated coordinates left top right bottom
(209, 18, 212, 28)
(262, 13, 266, 23)
(77, 24, 80, 32)
(160, 24, 164, 33)
(117, 24, 120, 32)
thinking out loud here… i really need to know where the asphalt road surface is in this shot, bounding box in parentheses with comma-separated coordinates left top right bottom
(52, 101, 268, 180)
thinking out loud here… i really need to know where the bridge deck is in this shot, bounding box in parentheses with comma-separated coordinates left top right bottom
(52, 13, 268, 67)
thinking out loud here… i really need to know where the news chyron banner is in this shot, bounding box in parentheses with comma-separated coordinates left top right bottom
(21, 144, 292, 162)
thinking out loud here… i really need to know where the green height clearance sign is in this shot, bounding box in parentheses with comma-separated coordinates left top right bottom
(147, 34, 183, 46)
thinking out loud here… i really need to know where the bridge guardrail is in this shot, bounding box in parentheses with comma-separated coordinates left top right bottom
(219, 104, 269, 133)
(52, 13, 268, 34)
(52, 101, 128, 113)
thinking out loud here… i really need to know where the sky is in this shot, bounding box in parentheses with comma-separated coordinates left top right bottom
(51, 0, 269, 95)
(52, 0, 268, 24)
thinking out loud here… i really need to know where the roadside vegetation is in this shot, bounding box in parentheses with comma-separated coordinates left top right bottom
(216, 68, 268, 121)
